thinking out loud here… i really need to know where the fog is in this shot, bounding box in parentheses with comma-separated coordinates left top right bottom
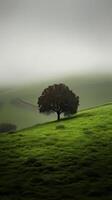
(0, 0, 112, 86)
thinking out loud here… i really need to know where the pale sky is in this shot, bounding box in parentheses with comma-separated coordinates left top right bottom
(0, 0, 112, 86)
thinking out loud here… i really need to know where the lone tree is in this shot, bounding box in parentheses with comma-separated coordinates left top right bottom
(38, 83, 79, 121)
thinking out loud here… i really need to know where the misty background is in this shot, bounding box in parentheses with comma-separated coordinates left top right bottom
(0, 0, 112, 86)
(0, 0, 112, 129)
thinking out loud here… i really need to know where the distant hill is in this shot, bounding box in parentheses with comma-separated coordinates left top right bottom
(0, 74, 112, 130)
(0, 103, 112, 200)
(11, 98, 37, 111)
(0, 100, 4, 108)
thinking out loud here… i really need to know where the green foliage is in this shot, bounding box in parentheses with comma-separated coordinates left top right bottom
(0, 75, 112, 129)
(0, 123, 17, 133)
(38, 83, 79, 120)
(0, 103, 112, 199)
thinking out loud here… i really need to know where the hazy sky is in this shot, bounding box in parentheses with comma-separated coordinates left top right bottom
(0, 0, 112, 86)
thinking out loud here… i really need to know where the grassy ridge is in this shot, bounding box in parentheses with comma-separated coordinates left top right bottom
(0, 103, 112, 200)
(0, 75, 112, 129)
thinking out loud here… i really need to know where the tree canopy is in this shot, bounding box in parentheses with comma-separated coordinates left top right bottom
(38, 83, 79, 120)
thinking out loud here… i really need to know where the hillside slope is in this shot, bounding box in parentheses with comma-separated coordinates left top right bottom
(0, 103, 112, 200)
(0, 75, 112, 129)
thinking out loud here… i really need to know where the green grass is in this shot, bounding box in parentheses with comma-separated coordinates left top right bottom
(0, 74, 112, 129)
(0, 103, 112, 200)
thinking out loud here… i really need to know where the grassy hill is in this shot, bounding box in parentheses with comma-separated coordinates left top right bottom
(0, 103, 112, 200)
(0, 75, 112, 130)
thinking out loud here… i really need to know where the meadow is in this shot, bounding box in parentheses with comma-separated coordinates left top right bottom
(0, 75, 112, 130)
(0, 103, 112, 200)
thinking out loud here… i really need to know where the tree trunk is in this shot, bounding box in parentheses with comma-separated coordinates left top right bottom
(57, 112, 60, 121)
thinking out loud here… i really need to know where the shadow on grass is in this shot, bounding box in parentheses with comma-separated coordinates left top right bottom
(61, 112, 94, 122)
(15, 112, 94, 134)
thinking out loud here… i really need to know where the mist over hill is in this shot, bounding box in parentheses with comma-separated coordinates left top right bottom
(0, 0, 112, 87)
(0, 74, 112, 130)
